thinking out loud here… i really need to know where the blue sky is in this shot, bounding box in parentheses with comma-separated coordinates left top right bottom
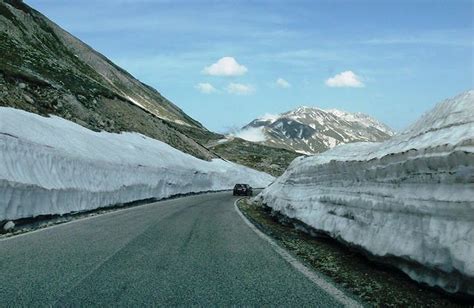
(27, 0, 473, 132)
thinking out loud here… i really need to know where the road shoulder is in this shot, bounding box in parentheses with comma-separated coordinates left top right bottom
(234, 198, 361, 307)
(236, 198, 473, 307)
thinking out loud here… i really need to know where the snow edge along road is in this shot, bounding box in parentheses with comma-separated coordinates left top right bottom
(0, 190, 229, 242)
(233, 198, 362, 308)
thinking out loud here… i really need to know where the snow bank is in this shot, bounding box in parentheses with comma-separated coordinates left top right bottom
(258, 90, 474, 295)
(0, 107, 274, 221)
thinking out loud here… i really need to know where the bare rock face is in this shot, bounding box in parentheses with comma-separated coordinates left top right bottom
(0, 0, 222, 160)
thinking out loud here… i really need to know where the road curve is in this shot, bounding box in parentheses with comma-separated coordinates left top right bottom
(0, 192, 343, 306)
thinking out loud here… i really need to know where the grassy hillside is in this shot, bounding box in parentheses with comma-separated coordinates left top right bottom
(0, 0, 221, 160)
(209, 138, 302, 176)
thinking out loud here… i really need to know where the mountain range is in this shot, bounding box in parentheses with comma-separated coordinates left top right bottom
(242, 107, 395, 154)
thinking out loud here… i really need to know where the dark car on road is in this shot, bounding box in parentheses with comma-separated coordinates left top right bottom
(233, 184, 253, 196)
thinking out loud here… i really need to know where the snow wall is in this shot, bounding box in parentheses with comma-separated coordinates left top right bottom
(0, 107, 274, 221)
(257, 90, 474, 295)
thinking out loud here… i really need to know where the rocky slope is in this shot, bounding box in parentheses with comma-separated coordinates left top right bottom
(244, 107, 395, 154)
(0, 0, 221, 160)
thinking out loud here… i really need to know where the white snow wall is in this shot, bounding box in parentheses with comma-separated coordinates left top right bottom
(258, 90, 474, 295)
(0, 107, 274, 220)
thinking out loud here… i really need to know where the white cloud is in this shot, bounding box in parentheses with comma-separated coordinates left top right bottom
(232, 127, 267, 142)
(202, 57, 248, 76)
(225, 83, 255, 95)
(325, 71, 365, 88)
(259, 113, 279, 123)
(276, 78, 291, 88)
(194, 82, 217, 94)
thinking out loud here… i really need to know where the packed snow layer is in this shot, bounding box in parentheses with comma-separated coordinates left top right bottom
(0, 107, 274, 221)
(258, 90, 474, 295)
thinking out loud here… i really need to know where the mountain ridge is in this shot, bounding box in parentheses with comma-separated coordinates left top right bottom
(243, 106, 395, 154)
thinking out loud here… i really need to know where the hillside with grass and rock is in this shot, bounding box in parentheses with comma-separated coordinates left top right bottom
(0, 0, 223, 160)
(208, 137, 302, 176)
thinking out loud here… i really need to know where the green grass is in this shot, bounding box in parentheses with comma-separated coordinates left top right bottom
(210, 138, 301, 176)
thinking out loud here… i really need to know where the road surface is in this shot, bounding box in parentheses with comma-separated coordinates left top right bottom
(0, 192, 343, 306)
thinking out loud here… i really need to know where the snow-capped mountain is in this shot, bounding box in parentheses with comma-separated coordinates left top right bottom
(243, 106, 395, 154)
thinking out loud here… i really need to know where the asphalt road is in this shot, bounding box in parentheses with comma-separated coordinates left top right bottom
(0, 192, 343, 306)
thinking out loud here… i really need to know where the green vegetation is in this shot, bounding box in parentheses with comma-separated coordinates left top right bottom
(210, 138, 301, 176)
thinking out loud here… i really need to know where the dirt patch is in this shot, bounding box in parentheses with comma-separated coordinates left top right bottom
(237, 198, 474, 307)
